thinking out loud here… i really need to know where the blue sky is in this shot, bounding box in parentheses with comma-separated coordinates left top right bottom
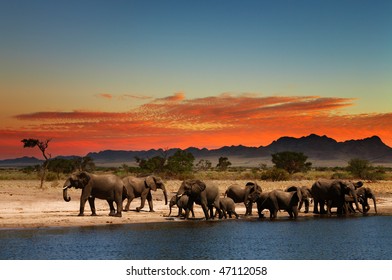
(1, 0, 391, 157)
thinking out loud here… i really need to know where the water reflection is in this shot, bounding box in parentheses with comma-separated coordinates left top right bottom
(0, 216, 391, 260)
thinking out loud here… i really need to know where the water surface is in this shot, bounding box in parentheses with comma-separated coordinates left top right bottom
(0, 216, 391, 260)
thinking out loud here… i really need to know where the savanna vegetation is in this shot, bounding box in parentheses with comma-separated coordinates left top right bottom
(1, 150, 392, 183)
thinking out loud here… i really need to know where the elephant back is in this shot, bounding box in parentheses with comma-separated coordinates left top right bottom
(225, 184, 246, 203)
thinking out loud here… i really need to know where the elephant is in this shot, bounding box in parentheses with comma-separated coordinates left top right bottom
(225, 182, 262, 215)
(218, 197, 239, 219)
(328, 194, 361, 214)
(248, 188, 302, 220)
(167, 194, 195, 218)
(122, 175, 168, 212)
(356, 186, 377, 213)
(63, 171, 126, 217)
(285, 186, 312, 213)
(311, 179, 363, 215)
(346, 186, 377, 214)
(176, 179, 223, 220)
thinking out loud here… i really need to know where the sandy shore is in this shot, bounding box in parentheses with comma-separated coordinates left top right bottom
(1, 179, 391, 229)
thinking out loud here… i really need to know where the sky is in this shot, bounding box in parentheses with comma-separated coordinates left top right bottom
(0, 0, 391, 159)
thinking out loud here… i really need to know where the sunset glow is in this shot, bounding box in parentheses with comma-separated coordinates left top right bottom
(1, 1, 391, 159)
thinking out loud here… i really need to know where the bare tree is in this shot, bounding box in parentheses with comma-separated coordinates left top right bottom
(21, 138, 52, 188)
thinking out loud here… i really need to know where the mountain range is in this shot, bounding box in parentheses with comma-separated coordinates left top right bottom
(1, 134, 392, 167)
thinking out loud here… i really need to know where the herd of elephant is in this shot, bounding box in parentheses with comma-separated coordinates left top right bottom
(62, 171, 377, 220)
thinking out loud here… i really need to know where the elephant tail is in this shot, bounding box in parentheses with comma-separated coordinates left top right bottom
(122, 185, 128, 200)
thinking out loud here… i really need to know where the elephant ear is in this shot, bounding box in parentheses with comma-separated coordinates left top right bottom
(354, 181, 363, 189)
(145, 176, 157, 191)
(246, 181, 261, 191)
(286, 186, 298, 192)
(190, 180, 206, 195)
(76, 171, 90, 188)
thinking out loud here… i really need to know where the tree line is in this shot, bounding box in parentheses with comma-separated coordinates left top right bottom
(21, 138, 388, 186)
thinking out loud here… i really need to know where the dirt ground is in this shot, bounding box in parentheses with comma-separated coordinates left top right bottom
(1, 179, 391, 229)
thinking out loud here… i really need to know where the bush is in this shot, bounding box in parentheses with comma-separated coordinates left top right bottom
(261, 168, 290, 181)
(331, 172, 352, 180)
(347, 158, 371, 178)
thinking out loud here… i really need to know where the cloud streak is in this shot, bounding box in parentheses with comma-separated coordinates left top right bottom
(3, 93, 392, 158)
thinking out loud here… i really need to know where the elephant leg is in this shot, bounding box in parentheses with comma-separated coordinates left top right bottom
(245, 202, 252, 215)
(137, 190, 150, 212)
(146, 191, 154, 212)
(115, 198, 122, 217)
(209, 206, 214, 219)
(107, 200, 116, 216)
(292, 205, 299, 219)
(298, 200, 303, 212)
(184, 200, 194, 219)
(256, 202, 264, 218)
(216, 206, 223, 219)
(88, 196, 97, 216)
(269, 209, 276, 220)
(201, 204, 210, 220)
(79, 196, 89, 216)
(124, 194, 135, 211)
(304, 199, 309, 213)
(313, 199, 320, 214)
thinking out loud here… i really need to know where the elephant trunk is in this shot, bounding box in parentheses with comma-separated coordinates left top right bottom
(350, 189, 362, 213)
(63, 180, 71, 202)
(372, 195, 377, 213)
(162, 184, 168, 205)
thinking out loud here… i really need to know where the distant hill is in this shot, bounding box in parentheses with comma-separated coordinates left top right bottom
(1, 134, 392, 167)
(83, 134, 392, 167)
(0, 156, 43, 167)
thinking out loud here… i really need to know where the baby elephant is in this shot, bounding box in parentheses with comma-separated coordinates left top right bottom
(167, 194, 195, 218)
(219, 197, 239, 219)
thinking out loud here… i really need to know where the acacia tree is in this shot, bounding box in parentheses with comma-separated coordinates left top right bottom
(216, 156, 232, 171)
(166, 150, 195, 174)
(271, 151, 312, 174)
(21, 138, 52, 188)
(195, 159, 212, 171)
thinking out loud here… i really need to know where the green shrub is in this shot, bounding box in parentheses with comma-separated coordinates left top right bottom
(261, 168, 290, 181)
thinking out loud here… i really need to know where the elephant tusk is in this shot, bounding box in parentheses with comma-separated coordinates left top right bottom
(63, 185, 70, 190)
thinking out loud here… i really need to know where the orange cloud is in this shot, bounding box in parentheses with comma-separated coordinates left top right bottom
(120, 94, 153, 100)
(96, 93, 113, 99)
(2, 93, 392, 159)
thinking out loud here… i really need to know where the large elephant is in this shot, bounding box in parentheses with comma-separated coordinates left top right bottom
(285, 186, 312, 213)
(167, 194, 195, 218)
(123, 175, 168, 212)
(249, 188, 302, 220)
(176, 179, 223, 220)
(311, 179, 363, 215)
(63, 171, 126, 217)
(225, 182, 262, 215)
